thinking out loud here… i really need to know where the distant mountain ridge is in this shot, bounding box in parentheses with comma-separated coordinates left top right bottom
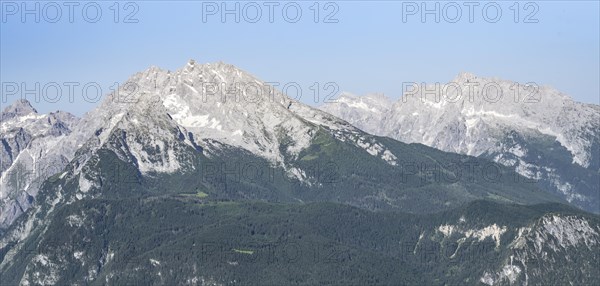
(320, 73, 600, 213)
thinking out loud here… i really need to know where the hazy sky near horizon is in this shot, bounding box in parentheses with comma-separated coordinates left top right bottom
(1, 1, 599, 116)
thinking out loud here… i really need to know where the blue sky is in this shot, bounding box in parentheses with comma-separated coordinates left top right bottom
(1, 0, 599, 116)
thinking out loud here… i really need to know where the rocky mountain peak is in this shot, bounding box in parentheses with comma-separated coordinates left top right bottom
(453, 71, 478, 83)
(1, 99, 38, 122)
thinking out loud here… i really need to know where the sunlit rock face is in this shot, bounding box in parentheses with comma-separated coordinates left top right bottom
(320, 74, 600, 213)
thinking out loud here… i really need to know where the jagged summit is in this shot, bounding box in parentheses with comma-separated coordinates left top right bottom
(4, 98, 37, 113)
(28, 59, 370, 188)
(117, 60, 283, 106)
(453, 71, 478, 82)
(1, 99, 38, 121)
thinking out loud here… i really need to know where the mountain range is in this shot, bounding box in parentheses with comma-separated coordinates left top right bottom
(320, 72, 600, 214)
(0, 61, 598, 285)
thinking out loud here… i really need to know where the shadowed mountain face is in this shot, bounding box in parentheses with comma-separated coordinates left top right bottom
(0, 62, 597, 285)
(320, 74, 600, 213)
